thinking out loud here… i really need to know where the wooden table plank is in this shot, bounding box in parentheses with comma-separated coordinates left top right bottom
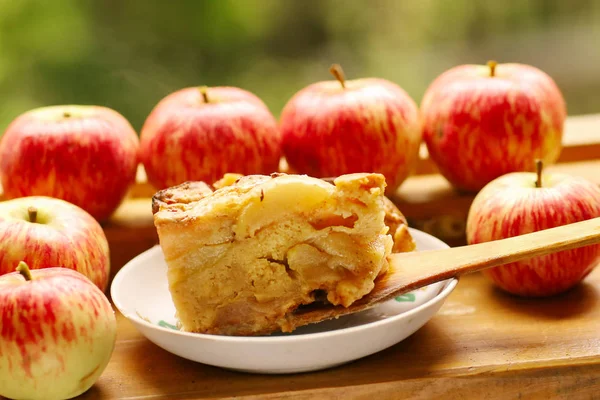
(81, 268, 600, 399)
(235, 365, 600, 400)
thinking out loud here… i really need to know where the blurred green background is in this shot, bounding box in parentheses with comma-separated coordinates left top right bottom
(1, 0, 599, 133)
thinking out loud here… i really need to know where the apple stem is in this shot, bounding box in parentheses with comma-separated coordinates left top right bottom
(28, 206, 38, 223)
(487, 60, 497, 77)
(63, 111, 71, 118)
(329, 64, 346, 89)
(16, 261, 33, 281)
(535, 159, 543, 188)
(198, 86, 210, 103)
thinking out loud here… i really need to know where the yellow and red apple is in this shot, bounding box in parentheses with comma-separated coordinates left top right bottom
(279, 64, 421, 193)
(466, 161, 600, 296)
(139, 86, 281, 190)
(0, 196, 110, 291)
(0, 263, 117, 400)
(421, 61, 566, 192)
(0, 105, 140, 222)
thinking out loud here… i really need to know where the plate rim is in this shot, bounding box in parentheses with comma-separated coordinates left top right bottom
(111, 228, 458, 343)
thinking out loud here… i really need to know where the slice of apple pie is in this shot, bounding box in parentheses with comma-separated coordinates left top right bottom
(152, 172, 415, 336)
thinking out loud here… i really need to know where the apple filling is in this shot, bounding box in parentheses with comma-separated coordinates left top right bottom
(152, 173, 412, 336)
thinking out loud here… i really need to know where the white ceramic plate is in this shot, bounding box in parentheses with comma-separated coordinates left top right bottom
(111, 228, 458, 374)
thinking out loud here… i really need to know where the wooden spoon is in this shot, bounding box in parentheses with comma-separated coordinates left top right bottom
(289, 217, 600, 328)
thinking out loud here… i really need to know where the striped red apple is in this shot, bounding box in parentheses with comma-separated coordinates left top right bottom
(139, 86, 281, 190)
(279, 64, 421, 193)
(0, 196, 110, 291)
(0, 105, 140, 222)
(466, 161, 600, 297)
(0, 263, 116, 400)
(421, 61, 566, 192)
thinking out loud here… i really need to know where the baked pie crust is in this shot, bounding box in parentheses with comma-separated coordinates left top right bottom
(152, 172, 415, 336)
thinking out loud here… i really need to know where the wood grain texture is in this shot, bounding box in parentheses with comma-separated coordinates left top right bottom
(75, 268, 600, 399)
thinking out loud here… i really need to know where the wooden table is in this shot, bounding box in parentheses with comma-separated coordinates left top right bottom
(78, 268, 600, 400)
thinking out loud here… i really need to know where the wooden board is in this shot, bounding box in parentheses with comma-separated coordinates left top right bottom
(78, 268, 600, 399)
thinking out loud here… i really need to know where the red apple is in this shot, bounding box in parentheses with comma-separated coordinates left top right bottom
(0, 262, 117, 400)
(421, 61, 566, 192)
(0, 105, 140, 222)
(0, 196, 110, 291)
(139, 86, 281, 190)
(279, 64, 421, 193)
(466, 161, 600, 297)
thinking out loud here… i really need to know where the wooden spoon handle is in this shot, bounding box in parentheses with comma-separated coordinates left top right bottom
(384, 217, 600, 297)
